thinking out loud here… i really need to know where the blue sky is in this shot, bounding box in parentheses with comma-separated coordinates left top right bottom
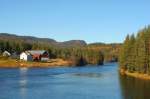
(0, 0, 150, 43)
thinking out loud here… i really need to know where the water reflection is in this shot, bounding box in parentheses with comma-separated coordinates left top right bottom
(19, 68, 28, 99)
(119, 74, 150, 99)
(1, 63, 150, 99)
(72, 73, 102, 78)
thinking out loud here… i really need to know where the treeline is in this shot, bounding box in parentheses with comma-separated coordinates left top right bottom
(119, 26, 150, 74)
(88, 43, 121, 62)
(0, 39, 104, 66)
(52, 47, 104, 66)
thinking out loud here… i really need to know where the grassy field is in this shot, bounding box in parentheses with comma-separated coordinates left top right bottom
(0, 57, 72, 68)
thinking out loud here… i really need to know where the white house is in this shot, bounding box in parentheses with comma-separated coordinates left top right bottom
(20, 52, 32, 61)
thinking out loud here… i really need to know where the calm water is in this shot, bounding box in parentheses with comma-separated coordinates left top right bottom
(0, 63, 150, 99)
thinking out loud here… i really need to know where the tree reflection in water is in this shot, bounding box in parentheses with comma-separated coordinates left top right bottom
(119, 74, 150, 99)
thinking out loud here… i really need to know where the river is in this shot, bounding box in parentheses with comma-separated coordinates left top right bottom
(0, 63, 150, 99)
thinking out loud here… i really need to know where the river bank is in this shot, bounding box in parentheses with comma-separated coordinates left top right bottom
(120, 69, 150, 80)
(0, 58, 73, 68)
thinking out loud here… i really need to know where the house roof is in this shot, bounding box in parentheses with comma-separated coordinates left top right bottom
(3, 51, 11, 56)
(25, 50, 47, 55)
(23, 51, 31, 56)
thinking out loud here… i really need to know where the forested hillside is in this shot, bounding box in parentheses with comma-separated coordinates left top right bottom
(0, 33, 87, 47)
(0, 33, 120, 66)
(119, 26, 150, 74)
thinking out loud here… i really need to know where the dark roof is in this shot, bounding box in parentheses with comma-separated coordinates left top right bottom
(26, 50, 47, 55)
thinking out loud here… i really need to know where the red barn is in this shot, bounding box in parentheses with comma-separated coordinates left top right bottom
(26, 50, 49, 61)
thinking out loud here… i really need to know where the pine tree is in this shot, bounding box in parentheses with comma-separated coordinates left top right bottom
(119, 35, 130, 70)
(126, 34, 136, 72)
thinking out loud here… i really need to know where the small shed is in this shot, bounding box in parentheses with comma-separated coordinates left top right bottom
(2, 51, 11, 57)
(11, 52, 18, 59)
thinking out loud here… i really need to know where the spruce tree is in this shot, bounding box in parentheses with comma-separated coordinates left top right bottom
(119, 35, 130, 70)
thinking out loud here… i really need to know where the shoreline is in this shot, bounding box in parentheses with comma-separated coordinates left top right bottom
(0, 59, 73, 68)
(119, 69, 150, 80)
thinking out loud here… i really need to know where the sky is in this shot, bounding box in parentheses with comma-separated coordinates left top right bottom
(0, 0, 150, 43)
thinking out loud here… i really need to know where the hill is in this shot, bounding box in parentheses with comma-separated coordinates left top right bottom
(0, 33, 87, 47)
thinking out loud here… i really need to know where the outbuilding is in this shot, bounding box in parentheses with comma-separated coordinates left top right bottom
(2, 51, 11, 57)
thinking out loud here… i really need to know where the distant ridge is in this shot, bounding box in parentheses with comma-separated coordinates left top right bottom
(0, 33, 87, 47)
